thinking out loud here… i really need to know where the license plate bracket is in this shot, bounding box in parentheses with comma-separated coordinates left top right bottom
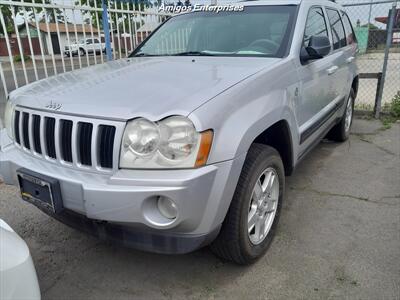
(17, 168, 63, 214)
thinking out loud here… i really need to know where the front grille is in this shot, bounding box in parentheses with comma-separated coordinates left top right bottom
(13, 108, 121, 171)
(78, 122, 93, 166)
(32, 115, 42, 154)
(14, 110, 20, 144)
(22, 112, 30, 149)
(45, 117, 56, 159)
(60, 120, 73, 162)
(99, 125, 116, 169)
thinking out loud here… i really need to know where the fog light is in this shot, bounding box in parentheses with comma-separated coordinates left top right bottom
(157, 196, 178, 219)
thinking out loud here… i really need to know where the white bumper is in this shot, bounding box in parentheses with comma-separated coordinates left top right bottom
(0, 219, 41, 300)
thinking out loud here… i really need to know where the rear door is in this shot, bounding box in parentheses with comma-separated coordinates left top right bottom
(340, 10, 358, 92)
(93, 38, 102, 52)
(325, 7, 349, 105)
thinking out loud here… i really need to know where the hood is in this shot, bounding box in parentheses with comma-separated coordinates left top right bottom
(10, 56, 279, 121)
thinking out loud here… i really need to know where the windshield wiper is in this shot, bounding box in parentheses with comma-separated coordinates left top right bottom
(132, 52, 160, 57)
(172, 51, 216, 56)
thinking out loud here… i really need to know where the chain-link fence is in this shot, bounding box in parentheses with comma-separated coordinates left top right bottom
(338, 0, 399, 113)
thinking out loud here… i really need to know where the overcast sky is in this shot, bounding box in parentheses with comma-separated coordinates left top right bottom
(21, 0, 397, 30)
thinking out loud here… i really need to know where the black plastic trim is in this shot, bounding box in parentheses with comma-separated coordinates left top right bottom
(300, 97, 345, 144)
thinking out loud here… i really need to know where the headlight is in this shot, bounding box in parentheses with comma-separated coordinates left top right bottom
(120, 116, 213, 169)
(4, 100, 15, 139)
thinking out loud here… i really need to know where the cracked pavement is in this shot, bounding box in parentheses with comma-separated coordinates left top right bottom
(0, 118, 399, 300)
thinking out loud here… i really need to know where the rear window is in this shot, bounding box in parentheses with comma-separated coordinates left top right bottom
(326, 8, 347, 50)
(341, 11, 357, 44)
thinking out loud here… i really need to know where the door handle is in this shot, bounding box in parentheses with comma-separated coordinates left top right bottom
(346, 56, 355, 63)
(327, 66, 339, 75)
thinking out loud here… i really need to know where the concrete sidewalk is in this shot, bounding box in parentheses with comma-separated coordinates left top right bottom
(0, 118, 399, 300)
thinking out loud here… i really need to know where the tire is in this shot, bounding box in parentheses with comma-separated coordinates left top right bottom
(79, 48, 85, 56)
(327, 89, 355, 142)
(210, 144, 285, 264)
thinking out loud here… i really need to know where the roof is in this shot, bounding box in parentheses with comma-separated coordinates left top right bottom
(29, 23, 99, 34)
(136, 22, 160, 33)
(242, 0, 302, 5)
(241, 0, 342, 6)
(375, 9, 400, 25)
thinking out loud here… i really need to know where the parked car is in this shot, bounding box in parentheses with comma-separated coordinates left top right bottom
(64, 38, 108, 56)
(0, 219, 41, 300)
(1, 0, 358, 264)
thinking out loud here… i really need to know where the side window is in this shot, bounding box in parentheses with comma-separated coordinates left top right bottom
(303, 7, 329, 48)
(341, 11, 357, 44)
(93, 39, 100, 44)
(86, 39, 92, 44)
(326, 8, 347, 49)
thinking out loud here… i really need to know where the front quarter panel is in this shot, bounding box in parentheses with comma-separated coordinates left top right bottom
(189, 59, 300, 166)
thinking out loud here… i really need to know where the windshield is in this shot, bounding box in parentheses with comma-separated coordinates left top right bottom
(132, 5, 298, 58)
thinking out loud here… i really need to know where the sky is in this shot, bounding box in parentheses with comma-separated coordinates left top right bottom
(16, 0, 398, 29)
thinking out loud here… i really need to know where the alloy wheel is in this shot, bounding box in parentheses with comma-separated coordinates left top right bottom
(247, 167, 279, 245)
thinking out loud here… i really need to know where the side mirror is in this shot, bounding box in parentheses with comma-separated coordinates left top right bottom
(301, 36, 331, 63)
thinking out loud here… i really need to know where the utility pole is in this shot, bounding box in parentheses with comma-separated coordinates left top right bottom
(102, 0, 113, 61)
(375, 0, 397, 118)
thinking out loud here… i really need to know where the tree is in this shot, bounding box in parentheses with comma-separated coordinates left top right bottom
(0, 0, 66, 35)
(78, 0, 153, 30)
(361, 23, 379, 30)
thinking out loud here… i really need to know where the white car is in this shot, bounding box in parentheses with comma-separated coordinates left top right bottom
(0, 219, 40, 300)
(64, 38, 108, 57)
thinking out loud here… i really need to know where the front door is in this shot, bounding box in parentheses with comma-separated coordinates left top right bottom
(51, 34, 60, 54)
(295, 6, 336, 147)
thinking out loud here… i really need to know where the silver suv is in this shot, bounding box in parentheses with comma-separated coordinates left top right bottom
(1, 0, 358, 264)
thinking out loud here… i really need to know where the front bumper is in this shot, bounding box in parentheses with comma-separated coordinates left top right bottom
(0, 129, 245, 253)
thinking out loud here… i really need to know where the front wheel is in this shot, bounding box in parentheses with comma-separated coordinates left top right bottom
(211, 144, 284, 264)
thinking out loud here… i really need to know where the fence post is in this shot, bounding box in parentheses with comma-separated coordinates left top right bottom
(375, 0, 398, 118)
(374, 72, 383, 115)
(102, 0, 113, 61)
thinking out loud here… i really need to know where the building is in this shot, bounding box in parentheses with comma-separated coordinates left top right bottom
(19, 23, 100, 55)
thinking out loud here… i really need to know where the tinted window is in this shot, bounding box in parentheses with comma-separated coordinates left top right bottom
(303, 7, 329, 47)
(326, 8, 346, 49)
(93, 39, 100, 44)
(86, 39, 92, 44)
(341, 11, 357, 44)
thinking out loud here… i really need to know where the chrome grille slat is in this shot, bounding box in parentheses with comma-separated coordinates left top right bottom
(91, 124, 99, 169)
(13, 107, 123, 173)
(18, 111, 24, 150)
(54, 118, 62, 163)
(39, 114, 46, 156)
(71, 120, 78, 166)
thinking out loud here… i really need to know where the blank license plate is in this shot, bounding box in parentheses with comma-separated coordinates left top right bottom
(17, 168, 63, 214)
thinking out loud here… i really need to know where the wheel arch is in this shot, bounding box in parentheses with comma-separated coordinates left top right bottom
(252, 119, 294, 176)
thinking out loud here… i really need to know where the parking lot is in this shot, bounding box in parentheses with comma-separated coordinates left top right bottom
(0, 118, 399, 300)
